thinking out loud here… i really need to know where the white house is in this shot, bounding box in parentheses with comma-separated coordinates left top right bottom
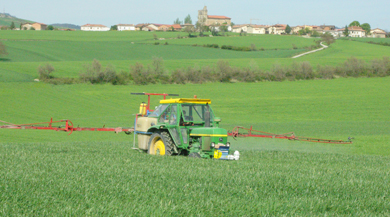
(269, 24, 286, 35)
(232, 25, 248, 33)
(117, 24, 135, 31)
(346, 26, 366, 37)
(247, 25, 267, 34)
(81, 24, 110, 31)
(324, 30, 343, 38)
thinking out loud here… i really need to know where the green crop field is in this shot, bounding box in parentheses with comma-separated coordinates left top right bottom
(143, 34, 317, 50)
(1, 31, 389, 82)
(1, 30, 390, 215)
(1, 78, 390, 215)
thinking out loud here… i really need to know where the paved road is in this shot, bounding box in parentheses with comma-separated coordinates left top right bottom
(292, 42, 328, 59)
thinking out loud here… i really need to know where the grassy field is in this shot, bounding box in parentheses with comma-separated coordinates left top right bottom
(0, 31, 389, 82)
(347, 37, 390, 43)
(1, 78, 390, 215)
(143, 34, 317, 50)
(1, 30, 390, 215)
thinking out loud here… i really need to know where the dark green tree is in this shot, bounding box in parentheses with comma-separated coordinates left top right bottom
(285, 25, 291, 34)
(184, 14, 192, 24)
(47, 25, 54, 30)
(173, 18, 182, 25)
(10, 22, 15, 30)
(361, 23, 371, 35)
(349, 21, 360, 27)
(110, 25, 117, 31)
(343, 25, 349, 37)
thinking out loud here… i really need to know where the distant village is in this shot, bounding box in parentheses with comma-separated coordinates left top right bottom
(1, 6, 388, 38)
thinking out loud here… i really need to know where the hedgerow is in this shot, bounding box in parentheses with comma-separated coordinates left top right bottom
(42, 56, 390, 85)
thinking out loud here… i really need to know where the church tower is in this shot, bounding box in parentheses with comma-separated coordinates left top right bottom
(198, 6, 208, 25)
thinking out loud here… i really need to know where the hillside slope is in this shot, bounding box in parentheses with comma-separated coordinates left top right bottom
(0, 13, 34, 27)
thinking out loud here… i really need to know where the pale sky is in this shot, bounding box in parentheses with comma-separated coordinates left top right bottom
(3, 0, 389, 30)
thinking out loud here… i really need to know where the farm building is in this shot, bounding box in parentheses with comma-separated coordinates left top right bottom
(369, 28, 386, 38)
(171, 24, 182, 31)
(21, 23, 33, 30)
(21, 23, 47, 30)
(32, 23, 47, 30)
(81, 24, 110, 31)
(117, 24, 135, 31)
(247, 25, 268, 34)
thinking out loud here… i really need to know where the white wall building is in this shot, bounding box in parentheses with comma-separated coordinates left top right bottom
(81, 24, 110, 31)
(117, 24, 135, 31)
(347, 26, 366, 37)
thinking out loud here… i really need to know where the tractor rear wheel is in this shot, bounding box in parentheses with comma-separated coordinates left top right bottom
(148, 131, 174, 156)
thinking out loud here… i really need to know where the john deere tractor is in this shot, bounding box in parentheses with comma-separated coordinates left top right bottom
(135, 97, 238, 159)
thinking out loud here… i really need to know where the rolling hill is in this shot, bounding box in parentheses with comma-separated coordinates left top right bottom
(0, 13, 34, 28)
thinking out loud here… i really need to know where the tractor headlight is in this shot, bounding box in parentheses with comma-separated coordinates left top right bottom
(211, 142, 215, 148)
(226, 142, 230, 147)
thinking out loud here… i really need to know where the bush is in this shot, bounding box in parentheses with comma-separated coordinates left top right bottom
(342, 57, 369, 77)
(164, 42, 168, 45)
(270, 64, 287, 81)
(317, 65, 335, 79)
(154, 42, 160, 45)
(292, 44, 298, 49)
(171, 69, 186, 84)
(250, 44, 257, 51)
(79, 59, 118, 84)
(369, 57, 390, 77)
(131, 62, 153, 85)
(38, 64, 55, 80)
(216, 60, 232, 82)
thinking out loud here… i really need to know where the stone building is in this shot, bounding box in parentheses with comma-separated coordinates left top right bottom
(198, 6, 231, 26)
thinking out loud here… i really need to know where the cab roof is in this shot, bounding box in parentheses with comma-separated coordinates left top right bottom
(160, 98, 211, 104)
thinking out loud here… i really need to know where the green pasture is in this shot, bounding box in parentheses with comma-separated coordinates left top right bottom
(0, 31, 389, 82)
(1, 31, 390, 215)
(143, 34, 317, 50)
(347, 37, 390, 43)
(1, 78, 389, 155)
(1, 78, 390, 215)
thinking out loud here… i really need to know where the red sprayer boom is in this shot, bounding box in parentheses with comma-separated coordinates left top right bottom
(228, 126, 353, 144)
(0, 118, 134, 135)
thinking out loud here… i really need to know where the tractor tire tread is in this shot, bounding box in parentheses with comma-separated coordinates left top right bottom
(160, 131, 174, 156)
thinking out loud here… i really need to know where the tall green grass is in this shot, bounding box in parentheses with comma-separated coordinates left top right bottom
(1, 141, 389, 216)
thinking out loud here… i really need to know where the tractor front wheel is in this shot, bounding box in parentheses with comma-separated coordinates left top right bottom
(148, 132, 174, 156)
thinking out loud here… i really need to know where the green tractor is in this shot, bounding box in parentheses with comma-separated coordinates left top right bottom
(134, 96, 239, 160)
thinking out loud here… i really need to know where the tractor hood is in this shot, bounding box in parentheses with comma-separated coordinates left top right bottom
(189, 127, 228, 137)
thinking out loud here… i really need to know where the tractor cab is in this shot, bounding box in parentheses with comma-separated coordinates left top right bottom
(136, 98, 232, 159)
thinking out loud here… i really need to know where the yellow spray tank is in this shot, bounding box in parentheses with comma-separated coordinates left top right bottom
(139, 102, 147, 116)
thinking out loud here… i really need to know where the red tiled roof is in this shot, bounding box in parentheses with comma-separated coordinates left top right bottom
(171, 24, 182, 29)
(135, 23, 148, 27)
(82, 24, 107, 27)
(117, 24, 134, 26)
(33, 23, 47, 25)
(207, 15, 231, 19)
(348, 26, 364, 31)
(251, 25, 267, 28)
